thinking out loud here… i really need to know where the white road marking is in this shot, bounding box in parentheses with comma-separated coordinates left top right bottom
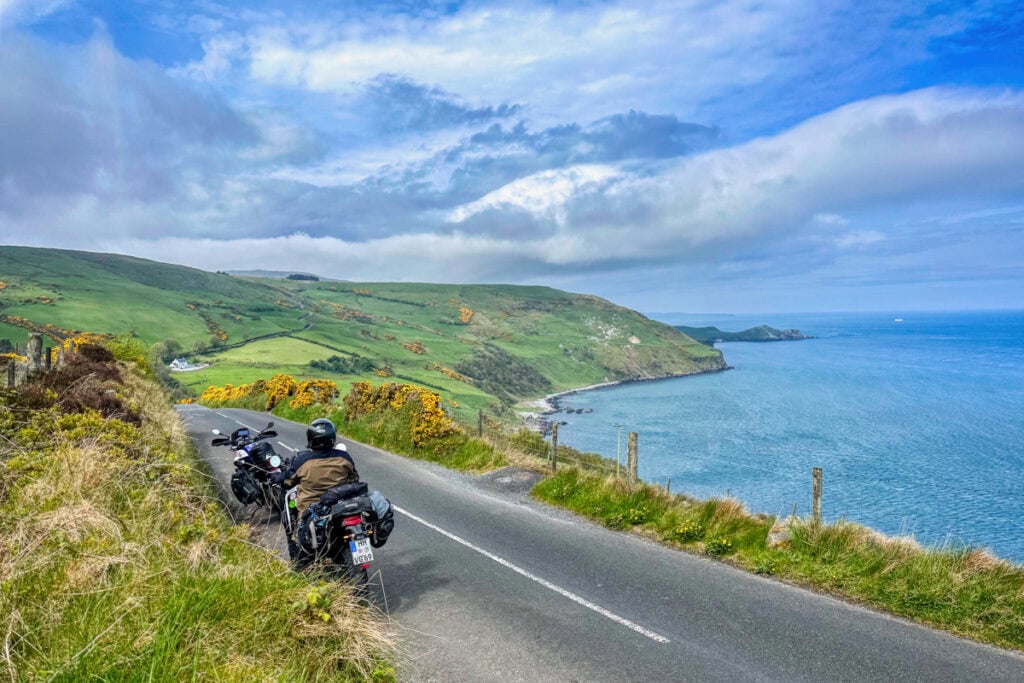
(213, 411, 254, 430)
(393, 504, 671, 644)
(277, 441, 297, 452)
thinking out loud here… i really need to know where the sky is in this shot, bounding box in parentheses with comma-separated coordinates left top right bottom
(1, 0, 1023, 313)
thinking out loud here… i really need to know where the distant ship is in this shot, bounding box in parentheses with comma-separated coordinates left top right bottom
(894, 318, 904, 323)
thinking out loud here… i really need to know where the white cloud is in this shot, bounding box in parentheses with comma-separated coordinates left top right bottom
(0, 0, 71, 29)
(243, 0, 804, 122)
(448, 164, 619, 224)
(836, 230, 886, 248)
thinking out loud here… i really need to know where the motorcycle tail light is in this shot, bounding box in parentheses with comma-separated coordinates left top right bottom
(342, 515, 362, 527)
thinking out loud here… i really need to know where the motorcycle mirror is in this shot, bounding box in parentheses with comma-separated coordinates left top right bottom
(266, 421, 275, 428)
(269, 455, 282, 469)
(211, 429, 221, 435)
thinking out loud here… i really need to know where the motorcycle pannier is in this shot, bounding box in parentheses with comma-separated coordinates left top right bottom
(320, 481, 369, 506)
(230, 469, 261, 505)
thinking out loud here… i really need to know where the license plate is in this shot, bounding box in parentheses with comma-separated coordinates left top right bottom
(350, 537, 374, 565)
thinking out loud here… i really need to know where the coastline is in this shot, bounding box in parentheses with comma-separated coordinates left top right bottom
(518, 364, 731, 431)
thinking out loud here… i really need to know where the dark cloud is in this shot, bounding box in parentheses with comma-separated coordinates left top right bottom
(362, 74, 521, 133)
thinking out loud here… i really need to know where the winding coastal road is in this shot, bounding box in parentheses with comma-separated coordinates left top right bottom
(179, 405, 1024, 682)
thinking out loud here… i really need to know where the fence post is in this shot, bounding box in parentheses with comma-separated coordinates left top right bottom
(477, 409, 484, 438)
(14, 361, 27, 387)
(44, 347, 52, 371)
(812, 467, 822, 524)
(27, 333, 43, 372)
(550, 422, 558, 473)
(627, 432, 638, 484)
(57, 343, 65, 366)
(665, 477, 671, 494)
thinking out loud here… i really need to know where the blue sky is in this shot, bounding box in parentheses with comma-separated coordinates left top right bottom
(1, 0, 1023, 313)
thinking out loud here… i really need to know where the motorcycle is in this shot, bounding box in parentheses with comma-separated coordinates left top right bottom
(283, 473, 395, 585)
(211, 422, 289, 514)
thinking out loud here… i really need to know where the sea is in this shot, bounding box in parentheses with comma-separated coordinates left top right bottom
(554, 311, 1024, 561)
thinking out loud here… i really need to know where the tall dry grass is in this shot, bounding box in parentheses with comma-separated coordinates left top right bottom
(0, 351, 394, 681)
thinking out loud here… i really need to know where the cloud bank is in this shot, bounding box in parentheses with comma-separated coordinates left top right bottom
(2, 0, 1023, 310)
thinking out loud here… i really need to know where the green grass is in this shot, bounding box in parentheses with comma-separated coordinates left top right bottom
(533, 468, 1024, 650)
(272, 401, 507, 472)
(1, 246, 724, 411)
(0, 348, 394, 680)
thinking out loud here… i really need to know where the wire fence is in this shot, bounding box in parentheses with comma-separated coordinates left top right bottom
(448, 406, 632, 479)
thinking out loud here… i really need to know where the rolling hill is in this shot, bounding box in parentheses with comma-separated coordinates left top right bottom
(0, 246, 725, 410)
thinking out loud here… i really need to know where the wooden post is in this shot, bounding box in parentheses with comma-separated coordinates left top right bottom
(57, 343, 65, 366)
(665, 477, 671, 494)
(812, 467, 823, 524)
(13, 361, 27, 387)
(550, 422, 558, 473)
(26, 333, 43, 372)
(477, 409, 484, 438)
(4, 362, 13, 389)
(67, 340, 76, 355)
(44, 347, 52, 371)
(627, 432, 638, 484)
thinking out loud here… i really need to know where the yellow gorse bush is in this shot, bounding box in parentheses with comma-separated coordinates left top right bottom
(343, 381, 456, 446)
(265, 373, 298, 409)
(291, 379, 339, 408)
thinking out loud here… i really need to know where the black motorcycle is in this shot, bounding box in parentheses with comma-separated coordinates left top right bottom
(283, 478, 395, 585)
(211, 422, 289, 514)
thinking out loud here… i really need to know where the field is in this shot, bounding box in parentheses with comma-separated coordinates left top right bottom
(1, 246, 724, 409)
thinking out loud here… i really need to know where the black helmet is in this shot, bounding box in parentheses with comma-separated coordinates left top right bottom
(306, 418, 337, 450)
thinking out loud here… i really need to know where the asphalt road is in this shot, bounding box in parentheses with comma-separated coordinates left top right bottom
(179, 405, 1024, 682)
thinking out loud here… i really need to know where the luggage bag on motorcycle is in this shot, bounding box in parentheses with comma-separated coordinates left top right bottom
(230, 468, 261, 505)
(320, 481, 369, 506)
(368, 490, 395, 548)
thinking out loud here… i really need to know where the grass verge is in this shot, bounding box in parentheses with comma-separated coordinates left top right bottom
(533, 468, 1024, 650)
(274, 401, 506, 472)
(0, 346, 394, 681)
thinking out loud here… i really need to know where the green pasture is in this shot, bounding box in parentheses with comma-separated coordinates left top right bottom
(2, 246, 721, 409)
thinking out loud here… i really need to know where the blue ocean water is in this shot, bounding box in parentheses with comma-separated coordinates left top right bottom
(555, 311, 1024, 560)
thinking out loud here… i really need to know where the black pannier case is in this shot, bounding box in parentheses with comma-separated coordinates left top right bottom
(230, 468, 261, 505)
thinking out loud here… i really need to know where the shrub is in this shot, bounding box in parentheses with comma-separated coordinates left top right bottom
(673, 523, 705, 543)
(706, 537, 735, 557)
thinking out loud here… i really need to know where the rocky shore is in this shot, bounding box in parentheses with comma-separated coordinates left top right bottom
(519, 365, 731, 435)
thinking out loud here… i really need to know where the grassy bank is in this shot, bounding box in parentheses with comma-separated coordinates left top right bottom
(0, 347, 394, 680)
(533, 469, 1024, 650)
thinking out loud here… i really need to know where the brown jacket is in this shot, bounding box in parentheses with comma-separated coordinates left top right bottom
(280, 448, 359, 514)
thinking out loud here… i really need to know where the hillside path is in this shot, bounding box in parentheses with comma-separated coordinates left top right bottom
(178, 405, 1024, 682)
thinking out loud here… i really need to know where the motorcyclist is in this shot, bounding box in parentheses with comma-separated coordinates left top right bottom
(272, 418, 359, 565)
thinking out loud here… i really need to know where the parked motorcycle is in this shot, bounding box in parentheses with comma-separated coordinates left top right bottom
(283, 475, 395, 584)
(211, 422, 289, 513)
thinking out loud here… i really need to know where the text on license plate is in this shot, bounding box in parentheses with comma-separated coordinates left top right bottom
(350, 538, 374, 564)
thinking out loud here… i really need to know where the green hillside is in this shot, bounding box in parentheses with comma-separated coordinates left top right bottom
(0, 246, 724, 410)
